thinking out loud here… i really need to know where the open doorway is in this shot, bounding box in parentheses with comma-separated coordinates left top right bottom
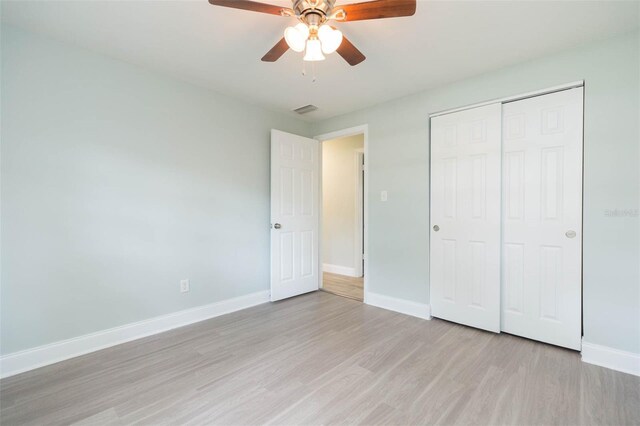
(319, 133, 365, 301)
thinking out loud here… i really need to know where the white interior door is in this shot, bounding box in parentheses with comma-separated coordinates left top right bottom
(501, 88, 583, 350)
(270, 129, 320, 301)
(430, 103, 502, 332)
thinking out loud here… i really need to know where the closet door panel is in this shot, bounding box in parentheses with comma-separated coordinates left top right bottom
(501, 88, 583, 350)
(430, 103, 502, 333)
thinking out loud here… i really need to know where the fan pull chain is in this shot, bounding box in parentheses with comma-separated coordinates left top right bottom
(300, 62, 318, 82)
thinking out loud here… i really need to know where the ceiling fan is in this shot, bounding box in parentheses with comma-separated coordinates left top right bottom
(208, 0, 417, 66)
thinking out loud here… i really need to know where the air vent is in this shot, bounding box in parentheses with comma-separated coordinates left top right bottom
(293, 104, 318, 115)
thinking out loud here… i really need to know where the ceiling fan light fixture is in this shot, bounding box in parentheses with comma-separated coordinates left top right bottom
(317, 25, 343, 54)
(284, 23, 309, 53)
(210, 0, 418, 67)
(303, 38, 325, 61)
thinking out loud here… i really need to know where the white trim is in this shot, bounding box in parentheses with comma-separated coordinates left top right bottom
(323, 263, 358, 277)
(0, 291, 270, 379)
(366, 291, 432, 320)
(315, 125, 369, 298)
(429, 81, 584, 118)
(354, 149, 365, 278)
(315, 125, 368, 143)
(581, 339, 640, 377)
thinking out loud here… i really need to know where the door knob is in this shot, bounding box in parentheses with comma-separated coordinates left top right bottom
(274, 223, 282, 229)
(433, 225, 440, 232)
(565, 230, 576, 238)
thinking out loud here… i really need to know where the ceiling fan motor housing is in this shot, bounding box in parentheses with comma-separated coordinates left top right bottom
(292, 0, 337, 24)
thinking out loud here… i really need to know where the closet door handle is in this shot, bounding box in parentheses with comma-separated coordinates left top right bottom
(433, 225, 440, 232)
(565, 230, 576, 238)
(273, 223, 282, 229)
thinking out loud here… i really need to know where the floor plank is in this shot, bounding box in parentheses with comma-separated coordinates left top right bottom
(322, 272, 364, 301)
(1, 292, 638, 425)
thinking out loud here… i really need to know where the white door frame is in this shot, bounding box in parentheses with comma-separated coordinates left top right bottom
(314, 125, 369, 302)
(354, 148, 365, 278)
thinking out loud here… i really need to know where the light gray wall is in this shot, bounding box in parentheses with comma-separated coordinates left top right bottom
(312, 31, 640, 354)
(0, 26, 309, 355)
(322, 134, 364, 272)
(3, 25, 639, 357)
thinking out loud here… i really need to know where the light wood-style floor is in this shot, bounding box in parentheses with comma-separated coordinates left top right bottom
(1, 291, 639, 425)
(322, 272, 364, 301)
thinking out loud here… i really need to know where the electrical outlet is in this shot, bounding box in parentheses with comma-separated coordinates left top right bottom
(380, 190, 388, 202)
(180, 279, 190, 293)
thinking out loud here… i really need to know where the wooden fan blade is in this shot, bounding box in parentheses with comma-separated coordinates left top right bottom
(208, 0, 286, 16)
(262, 38, 289, 62)
(336, 36, 366, 66)
(339, 0, 416, 21)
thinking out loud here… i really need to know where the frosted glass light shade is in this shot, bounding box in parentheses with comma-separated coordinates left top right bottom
(284, 23, 310, 53)
(303, 39, 325, 61)
(317, 25, 343, 54)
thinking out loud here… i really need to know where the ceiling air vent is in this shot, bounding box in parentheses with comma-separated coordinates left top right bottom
(293, 104, 318, 115)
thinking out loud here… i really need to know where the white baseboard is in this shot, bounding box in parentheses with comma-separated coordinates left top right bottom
(581, 339, 640, 377)
(0, 290, 270, 379)
(365, 291, 431, 320)
(323, 263, 358, 277)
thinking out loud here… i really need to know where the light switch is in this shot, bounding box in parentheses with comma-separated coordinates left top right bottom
(380, 191, 388, 202)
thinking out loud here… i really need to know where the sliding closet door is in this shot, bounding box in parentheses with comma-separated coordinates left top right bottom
(430, 104, 502, 333)
(501, 88, 583, 350)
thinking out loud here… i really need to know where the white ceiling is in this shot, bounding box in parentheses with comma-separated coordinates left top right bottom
(3, 0, 639, 121)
